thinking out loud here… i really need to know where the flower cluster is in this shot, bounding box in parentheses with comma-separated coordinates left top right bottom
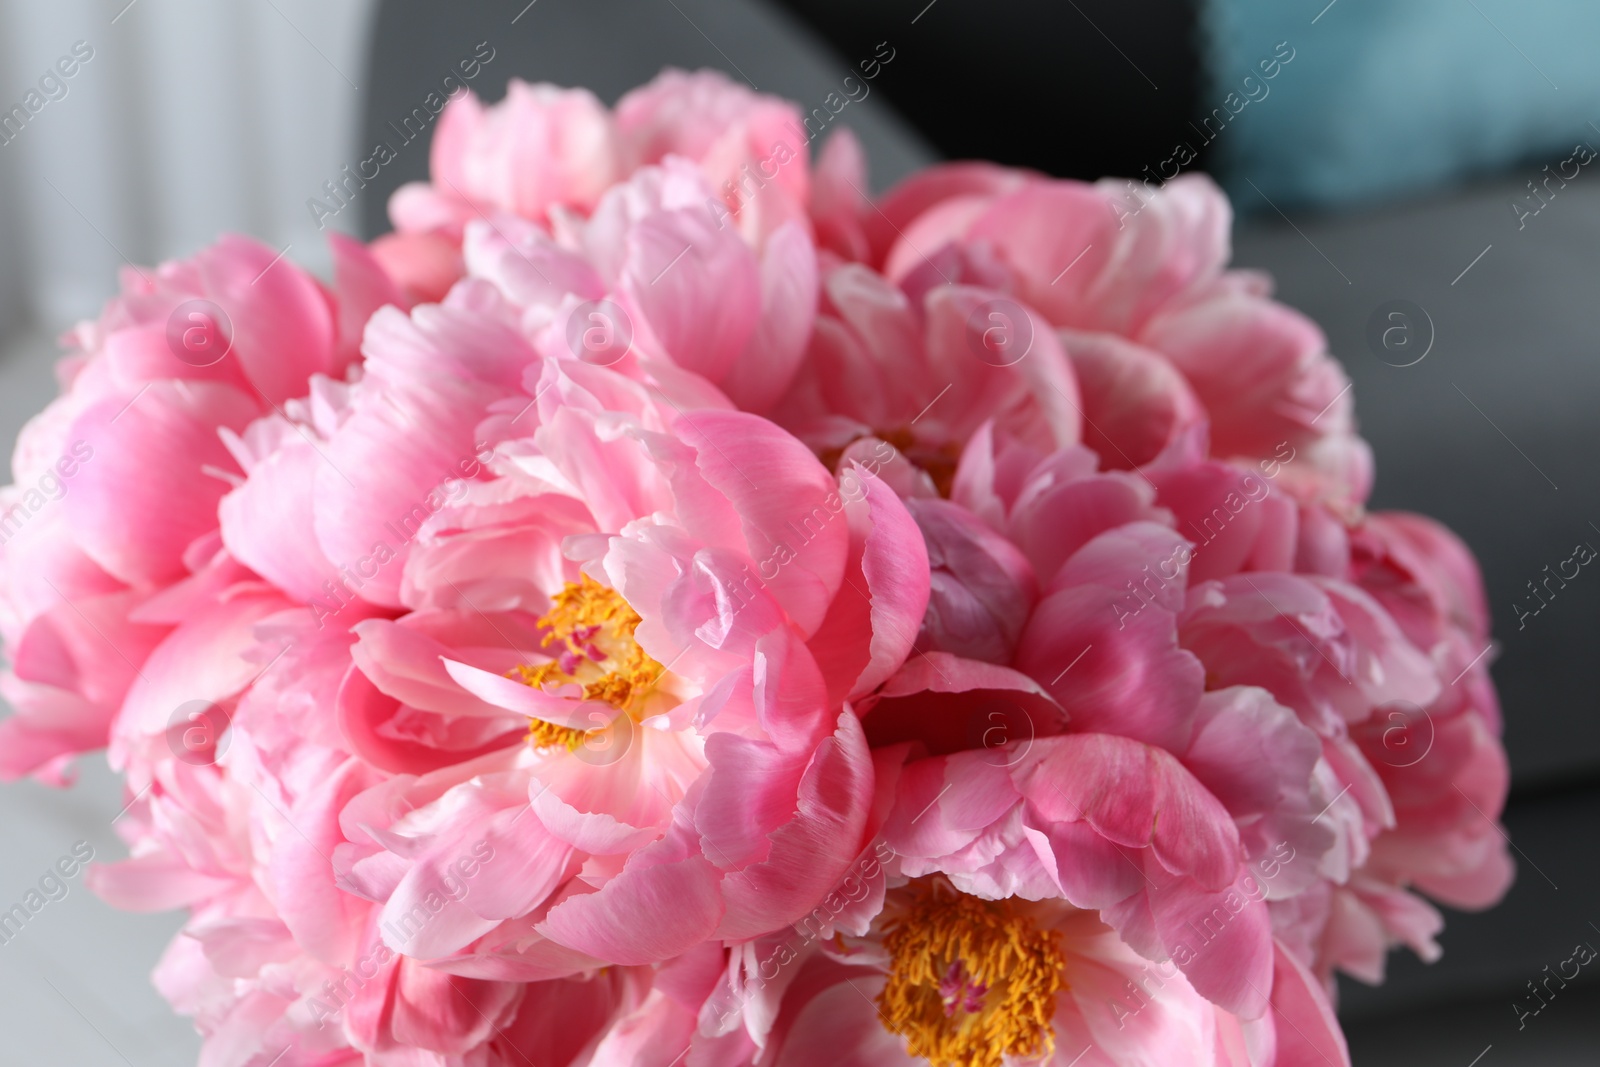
(0, 70, 1511, 1067)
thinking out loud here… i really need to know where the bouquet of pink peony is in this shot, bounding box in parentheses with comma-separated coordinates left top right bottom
(0, 70, 1512, 1067)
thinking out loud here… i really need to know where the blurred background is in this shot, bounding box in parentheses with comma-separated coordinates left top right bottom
(0, 0, 1596, 1063)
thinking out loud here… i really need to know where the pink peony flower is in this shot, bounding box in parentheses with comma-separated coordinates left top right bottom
(1161, 503, 1511, 988)
(554, 158, 819, 413)
(846, 168, 1370, 504)
(381, 67, 825, 302)
(853, 521, 1336, 1027)
(615, 68, 811, 245)
(0, 234, 396, 783)
(767, 261, 1082, 496)
(0, 68, 1515, 1067)
(388, 80, 622, 239)
(203, 249, 926, 977)
(739, 215, 1506, 1060)
(716, 887, 1346, 1067)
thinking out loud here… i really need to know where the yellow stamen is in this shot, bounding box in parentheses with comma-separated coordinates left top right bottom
(523, 717, 589, 751)
(877, 878, 1064, 1067)
(508, 575, 665, 749)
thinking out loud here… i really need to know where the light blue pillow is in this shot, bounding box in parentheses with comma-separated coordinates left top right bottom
(1203, 0, 1600, 212)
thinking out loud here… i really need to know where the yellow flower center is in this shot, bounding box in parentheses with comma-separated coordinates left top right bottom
(509, 575, 665, 750)
(878, 879, 1065, 1067)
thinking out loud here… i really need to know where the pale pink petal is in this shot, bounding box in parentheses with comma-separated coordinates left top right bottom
(668, 409, 849, 636)
(218, 435, 336, 603)
(539, 848, 723, 965)
(619, 206, 760, 383)
(713, 711, 875, 940)
(716, 221, 819, 413)
(1019, 734, 1241, 890)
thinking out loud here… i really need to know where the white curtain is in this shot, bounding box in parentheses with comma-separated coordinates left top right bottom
(0, 7, 375, 1060)
(0, 0, 376, 341)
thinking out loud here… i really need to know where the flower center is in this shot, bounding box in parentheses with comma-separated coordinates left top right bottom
(878, 879, 1064, 1067)
(819, 426, 963, 498)
(509, 575, 665, 750)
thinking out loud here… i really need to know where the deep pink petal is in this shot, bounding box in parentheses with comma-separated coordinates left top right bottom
(1268, 940, 1351, 1066)
(66, 381, 258, 586)
(199, 234, 341, 404)
(805, 465, 929, 703)
(1148, 871, 1274, 1019)
(1014, 525, 1205, 754)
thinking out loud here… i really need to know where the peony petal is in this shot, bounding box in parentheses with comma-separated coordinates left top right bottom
(716, 220, 818, 413)
(714, 712, 875, 940)
(66, 381, 258, 586)
(199, 234, 341, 404)
(1268, 940, 1351, 1066)
(805, 465, 929, 703)
(540, 847, 724, 965)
